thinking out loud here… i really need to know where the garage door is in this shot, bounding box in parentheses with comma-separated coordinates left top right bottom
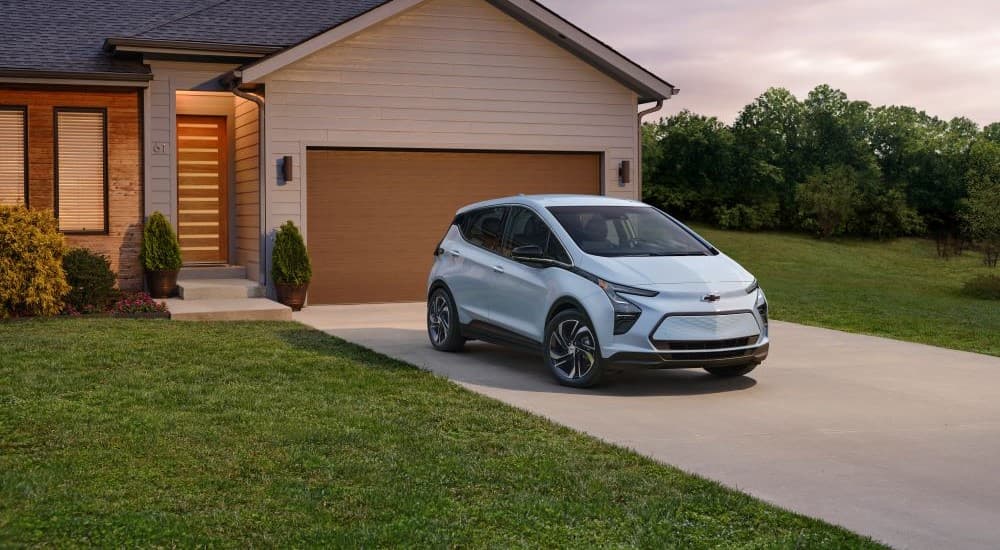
(306, 149, 601, 304)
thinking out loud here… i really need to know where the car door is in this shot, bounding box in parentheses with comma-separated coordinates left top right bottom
(441, 206, 508, 324)
(488, 206, 569, 341)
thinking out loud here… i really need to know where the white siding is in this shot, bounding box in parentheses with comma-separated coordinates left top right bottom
(144, 61, 240, 226)
(262, 0, 640, 247)
(234, 97, 261, 281)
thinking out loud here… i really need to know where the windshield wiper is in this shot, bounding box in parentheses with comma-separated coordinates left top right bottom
(640, 252, 709, 257)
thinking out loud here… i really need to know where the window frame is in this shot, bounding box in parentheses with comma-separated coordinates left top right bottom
(501, 205, 573, 267)
(0, 105, 29, 208)
(456, 205, 510, 256)
(53, 106, 109, 235)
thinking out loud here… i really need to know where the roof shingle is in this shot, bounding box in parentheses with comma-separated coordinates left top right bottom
(0, 0, 390, 78)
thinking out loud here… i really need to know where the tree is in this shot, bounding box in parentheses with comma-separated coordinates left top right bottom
(641, 110, 734, 220)
(731, 87, 805, 224)
(795, 165, 858, 238)
(984, 122, 1000, 144)
(962, 140, 1000, 267)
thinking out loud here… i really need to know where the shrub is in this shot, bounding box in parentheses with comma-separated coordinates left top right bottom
(140, 212, 182, 271)
(62, 248, 118, 313)
(272, 221, 312, 286)
(714, 202, 779, 231)
(0, 205, 70, 318)
(111, 292, 169, 316)
(960, 275, 1000, 300)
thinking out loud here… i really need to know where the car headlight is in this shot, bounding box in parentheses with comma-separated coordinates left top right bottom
(597, 279, 657, 335)
(755, 289, 768, 331)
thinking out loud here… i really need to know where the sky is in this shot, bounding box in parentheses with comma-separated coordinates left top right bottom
(542, 0, 1000, 126)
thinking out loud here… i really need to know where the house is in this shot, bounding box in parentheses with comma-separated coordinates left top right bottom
(1, 0, 676, 305)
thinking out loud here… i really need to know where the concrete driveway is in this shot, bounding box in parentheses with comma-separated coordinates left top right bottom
(295, 303, 1000, 549)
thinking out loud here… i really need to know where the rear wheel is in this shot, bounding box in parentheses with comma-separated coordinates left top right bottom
(704, 363, 758, 378)
(427, 288, 465, 352)
(545, 309, 604, 388)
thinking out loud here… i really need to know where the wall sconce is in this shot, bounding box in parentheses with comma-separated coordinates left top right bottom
(618, 160, 631, 186)
(281, 155, 293, 183)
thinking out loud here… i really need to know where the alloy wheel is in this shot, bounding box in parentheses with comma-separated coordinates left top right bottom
(428, 293, 451, 346)
(548, 318, 597, 380)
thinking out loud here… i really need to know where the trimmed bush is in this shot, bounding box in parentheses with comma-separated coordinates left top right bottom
(63, 248, 118, 313)
(272, 221, 312, 286)
(0, 205, 70, 318)
(141, 212, 182, 271)
(960, 275, 1000, 300)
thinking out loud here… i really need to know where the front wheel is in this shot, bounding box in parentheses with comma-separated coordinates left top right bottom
(704, 363, 758, 378)
(427, 288, 465, 352)
(545, 309, 605, 388)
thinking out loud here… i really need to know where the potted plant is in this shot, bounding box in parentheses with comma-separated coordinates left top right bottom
(272, 221, 312, 311)
(140, 212, 182, 298)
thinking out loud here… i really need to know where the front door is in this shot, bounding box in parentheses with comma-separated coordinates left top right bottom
(176, 115, 228, 264)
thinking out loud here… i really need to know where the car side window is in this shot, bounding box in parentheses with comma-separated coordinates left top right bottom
(460, 206, 507, 253)
(504, 207, 571, 264)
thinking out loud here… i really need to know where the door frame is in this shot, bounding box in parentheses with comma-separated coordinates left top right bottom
(176, 114, 229, 265)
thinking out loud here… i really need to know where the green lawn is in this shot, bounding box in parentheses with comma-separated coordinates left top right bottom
(696, 225, 1000, 357)
(0, 320, 879, 548)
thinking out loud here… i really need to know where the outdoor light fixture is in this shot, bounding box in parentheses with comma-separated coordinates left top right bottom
(619, 160, 631, 186)
(281, 155, 293, 183)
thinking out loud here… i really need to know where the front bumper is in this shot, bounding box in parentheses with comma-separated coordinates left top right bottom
(607, 342, 769, 369)
(593, 283, 770, 369)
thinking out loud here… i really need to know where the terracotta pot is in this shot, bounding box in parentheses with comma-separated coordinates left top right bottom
(276, 282, 309, 311)
(146, 269, 179, 299)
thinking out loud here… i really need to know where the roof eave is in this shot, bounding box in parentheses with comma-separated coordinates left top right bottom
(0, 68, 153, 83)
(104, 37, 281, 58)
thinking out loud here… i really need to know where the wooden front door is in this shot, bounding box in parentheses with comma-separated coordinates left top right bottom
(176, 115, 228, 264)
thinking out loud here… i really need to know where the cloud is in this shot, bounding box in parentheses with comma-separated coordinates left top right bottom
(541, 0, 1000, 125)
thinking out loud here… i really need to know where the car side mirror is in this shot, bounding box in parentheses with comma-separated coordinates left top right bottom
(511, 244, 547, 264)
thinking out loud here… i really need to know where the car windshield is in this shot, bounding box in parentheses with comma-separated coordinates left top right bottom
(547, 205, 715, 257)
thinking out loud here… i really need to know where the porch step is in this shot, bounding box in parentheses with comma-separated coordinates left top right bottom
(165, 298, 292, 322)
(177, 278, 263, 300)
(179, 265, 247, 280)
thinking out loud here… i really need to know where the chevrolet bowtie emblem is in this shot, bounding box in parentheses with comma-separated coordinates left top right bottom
(702, 293, 722, 303)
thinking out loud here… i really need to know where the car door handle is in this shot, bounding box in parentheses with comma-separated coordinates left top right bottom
(448, 249, 462, 258)
(492, 265, 505, 274)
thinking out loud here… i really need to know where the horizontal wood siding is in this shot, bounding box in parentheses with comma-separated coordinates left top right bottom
(264, 0, 639, 245)
(234, 97, 260, 281)
(0, 87, 143, 289)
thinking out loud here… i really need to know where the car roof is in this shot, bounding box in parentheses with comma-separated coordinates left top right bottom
(456, 194, 647, 213)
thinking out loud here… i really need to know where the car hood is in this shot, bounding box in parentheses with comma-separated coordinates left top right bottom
(579, 253, 755, 287)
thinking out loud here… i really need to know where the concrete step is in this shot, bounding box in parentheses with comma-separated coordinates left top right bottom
(165, 298, 292, 322)
(177, 278, 263, 300)
(179, 265, 247, 280)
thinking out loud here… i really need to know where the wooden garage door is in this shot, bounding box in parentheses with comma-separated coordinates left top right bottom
(306, 149, 601, 304)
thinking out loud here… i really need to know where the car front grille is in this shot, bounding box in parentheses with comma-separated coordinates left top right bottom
(663, 337, 755, 351)
(661, 349, 753, 361)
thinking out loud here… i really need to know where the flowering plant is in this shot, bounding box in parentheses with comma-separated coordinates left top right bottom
(111, 292, 169, 316)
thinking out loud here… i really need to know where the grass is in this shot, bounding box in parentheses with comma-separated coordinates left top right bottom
(0, 319, 881, 548)
(695, 225, 1000, 357)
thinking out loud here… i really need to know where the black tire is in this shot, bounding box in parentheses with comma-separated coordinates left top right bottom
(704, 363, 758, 378)
(427, 287, 465, 352)
(544, 309, 605, 388)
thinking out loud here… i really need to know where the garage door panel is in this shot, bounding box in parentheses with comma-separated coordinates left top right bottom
(306, 149, 601, 305)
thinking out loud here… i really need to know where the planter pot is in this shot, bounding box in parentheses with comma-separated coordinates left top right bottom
(276, 282, 309, 311)
(146, 269, 179, 299)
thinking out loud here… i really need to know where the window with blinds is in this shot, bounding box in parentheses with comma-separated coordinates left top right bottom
(0, 107, 27, 206)
(55, 109, 107, 233)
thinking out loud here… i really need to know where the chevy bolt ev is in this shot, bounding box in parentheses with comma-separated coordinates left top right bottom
(427, 195, 769, 388)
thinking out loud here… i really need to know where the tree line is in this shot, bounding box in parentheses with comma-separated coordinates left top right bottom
(642, 85, 1000, 265)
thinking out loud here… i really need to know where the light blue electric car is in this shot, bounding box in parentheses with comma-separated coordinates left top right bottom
(427, 195, 769, 387)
